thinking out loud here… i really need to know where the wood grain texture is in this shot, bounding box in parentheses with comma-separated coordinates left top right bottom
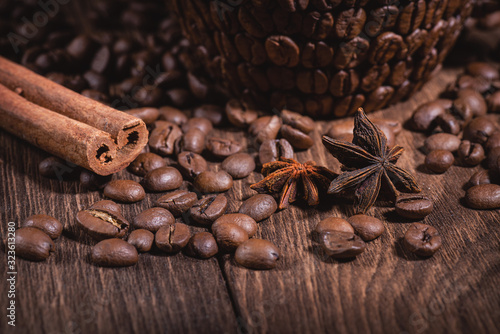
(1, 68, 500, 334)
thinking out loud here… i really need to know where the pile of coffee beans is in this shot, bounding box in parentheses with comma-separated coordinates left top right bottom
(409, 61, 500, 209)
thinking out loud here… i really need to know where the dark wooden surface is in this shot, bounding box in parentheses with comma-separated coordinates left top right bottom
(1, 68, 500, 334)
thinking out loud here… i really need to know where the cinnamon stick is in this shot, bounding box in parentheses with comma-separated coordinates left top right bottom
(0, 56, 148, 176)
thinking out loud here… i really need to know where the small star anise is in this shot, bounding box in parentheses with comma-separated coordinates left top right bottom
(250, 158, 337, 210)
(322, 108, 421, 214)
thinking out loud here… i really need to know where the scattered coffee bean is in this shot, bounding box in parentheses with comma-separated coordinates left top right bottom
(221, 153, 255, 179)
(185, 232, 218, 259)
(410, 101, 446, 132)
(206, 137, 243, 159)
(258, 139, 294, 165)
(175, 128, 206, 154)
(158, 106, 188, 125)
(403, 223, 442, 257)
(347, 214, 384, 241)
(126, 107, 159, 125)
(15, 227, 55, 261)
(149, 121, 183, 156)
(463, 116, 499, 144)
(103, 180, 145, 203)
(280, 109, 315, 133)
(156, 190, 198, 216)
(212, 223, 248, 252)
(177, 151, 208, 180)
(456, 88, 488, 118)
(424, 133, 461, 153)
(235, 239, 280, 270)
(466, 169, 498, 189)
(189, 194, 227, 226)
(458, 140, 485, 166)
(76, 200, 129, 240)
(248, 116, 282, 144)
(155, 223, 191, 254)
(465, 184, 500, 209)
(280, 124, 314, 150)
(314, 217, 354, 236)
(91, 238, 139, 267)
(143, 167, 183, 192)
(225, 99, 258, 128)
(425, 150, 454, 173)
(127, 153, 166, 176)
(319, 231, 365, 259)
(212, 214, 258, 238)
(395, 194, 434, 219)
(127, 229, 154, 252)
(194, 171, 233, 193)
(133, 207, 174, 233)
(182, 117, 213, 135)
(80, 170, 112, 190)
(238, 194, 277, 222)
(22, 214, 62, 240)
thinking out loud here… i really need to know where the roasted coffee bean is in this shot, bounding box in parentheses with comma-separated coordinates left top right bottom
(126, 107, 159, 125)
(360, 64, 390, 92)
(225, 99, 258, 128)
(435, 113, 461, 135)
(143, 167, 183, 192)
(194, 171, 233, 193)
(158, 106, 188, 125)
(403, 223, 441, 257)
(456, 89, 487, 117)
(265, 35, 299, 67)
(280, 124, 313, 150)
(193, 105, 225, 126)
(133, 207, 174, 233)
(425, 150, 454, 173)
(347, 215, 384, 241)
(466, 170, 498, 189)
(458, 140, 485, 166)
(296, 69, 329, 94)
(221, 153, 255, 179)
(76, 200, 129, 240)
(156, 190, 198, 216)
(454, 75, 492, 94)
(127, 153, 166, 177)
(182, 117, 213, 135)
(395, 194, 434, 219)
(463, 116, 499, 144)
(369, 32, 405, 65)
(235, 239, 280, 270)
(212, 222, 248, 252)
(314, 217, 354, 238)
(334, 8, 366, 39)
(155, 223, 191, 254)
(248, 116, 282, 144)
(301, 41, 333, 68)
(486, 147, 500, 170)
(175, 128, 206, 154)
(91, 238, 138, 267)
(319, 231, 365, 259)
(466, 62, 499, 81)
(149, 121, 183, 156)
(177, 151, 208, 180)
(189, 194, 228, 225)
(185, 232, 218, 259)
(212, 214, 258, 238)
(103, 180, 145, 203)
(411, 101, 446, 132)
(329, 70, 359, 98)
(487, 91, 500, 113)
(22, 214, 62, 240)
(206, 137, 243, 159)
(485, 132, 500, 152)
(127, 229, 154, 252)
(80, 170, 112, 190)
(15, 227, 55, 261)
(466, 184, 500, 209)
(259, 139, 294, 165)
(39, 156, 79, 180)
(424, 133, 461, 153)
(280, 109, 315, 133)
(239, 194, 277, 222)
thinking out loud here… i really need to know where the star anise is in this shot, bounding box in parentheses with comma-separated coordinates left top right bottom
(322, 108, 421, 214)
(250, 158, 337, 210)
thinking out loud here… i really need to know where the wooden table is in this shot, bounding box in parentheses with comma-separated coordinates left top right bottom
(1, 68, 499, 334)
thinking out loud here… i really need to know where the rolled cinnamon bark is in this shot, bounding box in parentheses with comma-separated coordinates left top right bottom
(0, 56, 148, 176)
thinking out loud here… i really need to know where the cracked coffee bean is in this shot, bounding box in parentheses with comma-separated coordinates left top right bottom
(149, 121, 183, 156)
(189, 194, 228, 226)
(259, 138, 294, 165)
(403, 223, 442, 257)
(91, 238, 138, 267)
(22, 214, 63, 240)
(15, 227, 55, 261)
(127, 229, 154, 253)
(458, 140, 485, 166)
(248, 116, 282, 144)
(156, 190, 198, 216)
(177, 151, 208, 180)
(155, 223, 191, 254)
(103, 180, 145, 203)
(319, 230, 366, 259)
(132, 207, 174, 233)
(235, 239, 280, 270)
(76, 200, 129, 240)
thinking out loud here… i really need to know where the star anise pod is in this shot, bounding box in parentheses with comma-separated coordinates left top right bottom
(322, 108, 421, 214)
(250, 158, 337, 210)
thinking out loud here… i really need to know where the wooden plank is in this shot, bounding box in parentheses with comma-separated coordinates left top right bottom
(220, 69, 500, 334)
(0, 132, 239, 334)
